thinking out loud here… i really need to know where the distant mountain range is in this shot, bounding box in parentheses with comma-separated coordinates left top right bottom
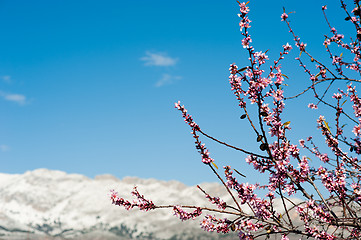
(0, 169, 242, 240)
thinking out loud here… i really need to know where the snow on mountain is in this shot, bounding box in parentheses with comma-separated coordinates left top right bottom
(0, 169, 301, 240)
(0, 169, 239, 239)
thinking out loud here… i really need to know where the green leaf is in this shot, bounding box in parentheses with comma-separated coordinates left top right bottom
(283, 121, 291, 127)
(315, 72, 322, 79)
(238, 66, 248, 72)
(323, 120, 331, 132)
(282, 74, 289, 79)
(211, 162, 218, 169)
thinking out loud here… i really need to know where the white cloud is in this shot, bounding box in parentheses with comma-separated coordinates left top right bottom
(141, 51, 178, 66)
(1, 76, 11, 83)
(155, 74, 181, 87)
(0, 145, 10, 152)
(0, 91, 27, 105)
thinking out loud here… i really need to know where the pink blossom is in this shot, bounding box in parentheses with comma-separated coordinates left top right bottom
(297, 156, 310, 179)
(175, 101, 214, 164)
(275, 72, 284, 85)
(281, 12, 288, 21)
(255, 51, 268, 65)
(353, 125, 361, 136)
(308, 103, 318, 109)
(113, 2, 361, 239)
(283, 43, 292, 51)
(173, 206, 202, 221)
(323, 38, 331, 47)
(281, 235, 290, 240)
(239, 2, 249, 14)
(200, 215, 231, 233)
(273, 89, 284, 101)
(332, 93, 342, 99)
(242, 36, 252, 49)
(110, 187, 155, 211)
(198, 185, 227, 210)
(239, 17, 251, 31)
(299, 42, 307, 52)
(238, 231, 254, 240)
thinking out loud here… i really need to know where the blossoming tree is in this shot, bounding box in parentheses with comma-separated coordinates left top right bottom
(111, 1, 361, 239)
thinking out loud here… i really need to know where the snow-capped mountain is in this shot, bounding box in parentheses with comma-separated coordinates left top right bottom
(0, 169, 241, 240)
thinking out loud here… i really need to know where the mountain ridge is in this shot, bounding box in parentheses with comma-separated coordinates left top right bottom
(0, 168, 238, 239)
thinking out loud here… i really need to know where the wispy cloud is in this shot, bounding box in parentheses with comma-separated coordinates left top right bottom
(1, 76, 11, 83)
(0, 91, 27, 105)
(141, 51, 178, 66)
(155, 74, 181, 87)
(0, 145, 10, 152)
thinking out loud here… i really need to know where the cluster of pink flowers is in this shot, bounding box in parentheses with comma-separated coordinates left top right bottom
(254, 51, 268, 65)
(175, 101, 214, 164)
(111, 1, 361, 239)
(347, 84, 361, 118)
(322, 3, 361, 74)
(317, 166, 346, 196)
(110, 187, 155, 211)
(297, 156, 310, 180)
(229, 64, 247, 108)
(239, 14, 251, 31)
(224, 166, 272, 220)
(299, 137, 330, 163)
(238, 220, 262, 237)
(197, 185, 227, 210)
(351, 182, 361, 200)
(238, 231, 256, 240)
(110, 189, 133, 210)
(305, 226, 336, 240)
(317, 116, 341, 154)
(173, 206, 202, 221)
(296, 200, 338, 239)
(297, 200, 333, 226)
(174, 101, 200, 131)
(200, 215, 231, 233)
(238, 2, 249, 15)
(308, 103, 318, 109)
(280, 12, 288, 21)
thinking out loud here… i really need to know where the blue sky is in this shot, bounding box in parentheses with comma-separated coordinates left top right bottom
(0, 0, 354, 185)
